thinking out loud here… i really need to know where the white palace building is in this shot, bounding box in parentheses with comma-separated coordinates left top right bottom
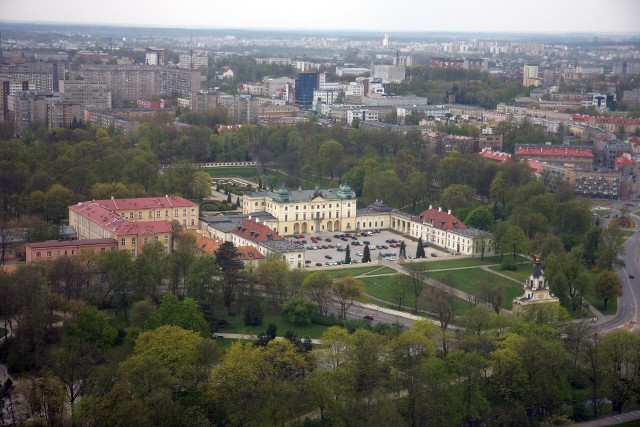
(241, 183, 493, 256)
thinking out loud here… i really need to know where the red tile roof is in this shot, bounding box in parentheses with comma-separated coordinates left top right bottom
(413, 209, 467, 230)
(526, 159, 543, 175)
(237, 246, 264, 261)
(233, 219, 283, 243)
(26, 238, 117, 249)
(195, 233, 223, 256)
(515, 146, 593, 158)
(90, 196, 197, 211)
(479, 148, 512, 164)
(69, 202, 172, 236)
(616, 153, 636, 170)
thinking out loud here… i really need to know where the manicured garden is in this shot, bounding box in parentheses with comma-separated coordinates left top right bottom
(426, 268, 524, 310)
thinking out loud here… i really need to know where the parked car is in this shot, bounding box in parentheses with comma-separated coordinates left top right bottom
(630, 273, 635, 279)
(325, 255, 332, 259)
(364, 315, 374, 321)
(315, 262, 322, 266)
(305, 260, 311, 264)
(431, 253, 438, 257)
(356, 252, 363, 256)
(625, 203, 635, 207)
(325, 238, 332, 242)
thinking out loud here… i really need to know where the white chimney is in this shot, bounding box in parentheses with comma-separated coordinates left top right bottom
(448, 209, 452, 215)
(248, 215, 252, 220)
(438, 207, 442, 212)
(429, 205, 432, 210)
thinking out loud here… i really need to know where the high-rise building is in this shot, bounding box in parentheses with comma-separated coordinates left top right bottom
(1, 79, 32, 122)
(178, 53, 209, 70)
(294, 71, 321, 110)
(218, 94, 260, 124)
(46, 98, 82, 129)
(523, 65, 541, 87)
(7, 91, 58, 136)
(60, 78, 112, 109)
(0, 62, 63, 91)
(371, 65, 405, 84)
(145, 48, 165, 66)
(79, 65, 200, 102)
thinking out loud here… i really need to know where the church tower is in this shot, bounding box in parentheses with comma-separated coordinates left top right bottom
(512, 255, 560, 311)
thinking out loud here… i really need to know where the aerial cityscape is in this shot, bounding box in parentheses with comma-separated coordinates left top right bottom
(0, 1, 640, 425)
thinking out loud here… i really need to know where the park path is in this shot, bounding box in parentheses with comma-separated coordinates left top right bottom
(577, 409, 640, 426)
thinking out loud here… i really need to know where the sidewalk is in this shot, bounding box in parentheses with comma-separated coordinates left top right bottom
(577, 409, 640, 426)
(213, 332, 322, 344)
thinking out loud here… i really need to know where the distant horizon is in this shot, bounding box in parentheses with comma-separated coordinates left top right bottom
(1, 20, 639, 39)
(3, 0, 640, 35)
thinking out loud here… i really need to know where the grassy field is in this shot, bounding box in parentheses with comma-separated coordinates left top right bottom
(411, 254, 526, 270)
(584, 282, 618, 315)
(426, 268, 524, 310)
(324, 266, 396, 278)
(488, 263, 533, 283)
(361, 276, 472, 316)
(594, 209, 612, 217)
(217, 312, 329, 339)
(204, 166, 261, 179)
(203, 167, 336, 191)
(621, 230, 636, 238)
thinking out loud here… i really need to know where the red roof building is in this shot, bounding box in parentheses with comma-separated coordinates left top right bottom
(231, 219, 284, 244)
(514, 145, 593, 171)
(68, 197, 195, 256)
(413, 207, 467, 231)
(25, 238, 118, 262)
(616, 153, 636, 170)
(479, 148, 512, 164)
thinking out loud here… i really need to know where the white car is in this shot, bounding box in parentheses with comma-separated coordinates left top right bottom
(356, 252, 363, 256)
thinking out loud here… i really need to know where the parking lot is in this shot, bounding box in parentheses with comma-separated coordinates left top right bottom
(292, 229, 452, 268)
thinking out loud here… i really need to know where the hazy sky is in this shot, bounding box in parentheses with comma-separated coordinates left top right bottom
(3, 0, 640, 34)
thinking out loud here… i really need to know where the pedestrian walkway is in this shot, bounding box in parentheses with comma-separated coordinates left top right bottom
(577, 409, 640, 426)
(213, 332, 323, 344)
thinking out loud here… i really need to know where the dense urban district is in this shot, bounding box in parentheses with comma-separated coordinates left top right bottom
(1, 22, 640, 426)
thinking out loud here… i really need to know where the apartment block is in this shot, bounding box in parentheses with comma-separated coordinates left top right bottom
(7, 91, 57, 135)
(218, 94, 260, 124)
(80, 65, 200, 102)
(59, 78, 112, 109)
(46, 98, 82, 129)
(83, 110, 138, 134)
(1, 79, 32, 121)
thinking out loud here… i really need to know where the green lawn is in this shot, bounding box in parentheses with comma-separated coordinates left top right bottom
(216, 312, 329, 339)
(621, 230, 636, 238)
(204, 166, 261, 178)
(426, 268, 524, 310)
(412, 254, 527, 270)
(594, 209, 612, 217)
(489, 263, 533, 283)
(204, 167, 333, 191)
(324, 266, 396, 278)
(584, 281, 618, 316)
(361, 276, 472, 316)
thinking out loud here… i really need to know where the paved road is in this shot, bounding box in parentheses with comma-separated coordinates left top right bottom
(577, 409, 640, 426)
(594, 205, 640, 333)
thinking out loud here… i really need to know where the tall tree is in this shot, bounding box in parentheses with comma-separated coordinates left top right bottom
(362, 244, 371, 263)
(416, 237, 426, 258)
(303, 271, 333, 317)
(345, 244, 351, 264)
(594, 270, 623, 311)
(596, 224, 626, 271)
(331, 276, 363, 320)
(215, 241, 243, 314)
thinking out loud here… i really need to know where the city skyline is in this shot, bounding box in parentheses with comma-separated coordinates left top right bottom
(3, 0, 640, 35)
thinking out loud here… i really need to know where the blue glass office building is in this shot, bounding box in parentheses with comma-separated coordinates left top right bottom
(294, 72, 319, 110)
